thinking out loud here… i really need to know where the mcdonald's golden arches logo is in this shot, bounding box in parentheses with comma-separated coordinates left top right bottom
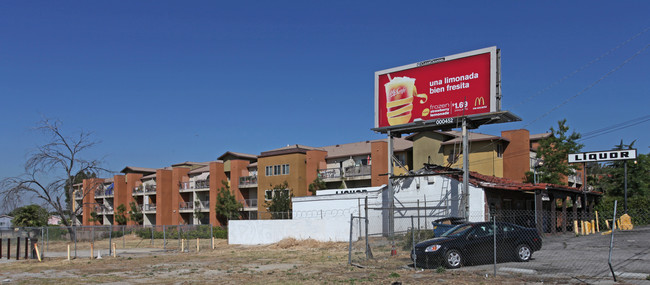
(474, 96, 485, 106)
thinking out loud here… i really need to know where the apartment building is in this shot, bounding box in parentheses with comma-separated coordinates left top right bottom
(73, 129, 574, 227)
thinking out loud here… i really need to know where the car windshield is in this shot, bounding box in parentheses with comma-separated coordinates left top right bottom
(441, 224, 473, 237)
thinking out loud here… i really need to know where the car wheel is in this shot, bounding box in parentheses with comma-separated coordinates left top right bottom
(444, 249, 462, 269)
(515, 244, 532, 262)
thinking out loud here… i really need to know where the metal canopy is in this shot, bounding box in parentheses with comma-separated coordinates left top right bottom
(371, 111, 521, 136)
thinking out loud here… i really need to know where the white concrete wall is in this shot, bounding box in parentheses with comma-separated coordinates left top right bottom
(228, 218, 356, 245)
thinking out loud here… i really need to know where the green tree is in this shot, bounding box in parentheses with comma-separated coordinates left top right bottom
(524, 119, 584, 185)
(215, 181, 242, 225)
(599, 141, 649, 197)
(308, 174, 326, 194)
(115, 204, 128, 225)
(128, 201, 143, 224)
(265, 181, 292, 219)
(9, 204, 49, 227)
(89, 211, 100, 224)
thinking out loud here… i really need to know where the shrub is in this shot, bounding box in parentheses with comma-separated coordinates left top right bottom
(401, 229, 435, 250)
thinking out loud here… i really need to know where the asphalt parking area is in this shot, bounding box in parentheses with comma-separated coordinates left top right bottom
(456, 226, 650, 283)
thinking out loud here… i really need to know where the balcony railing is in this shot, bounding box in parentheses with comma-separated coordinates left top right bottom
(94, 205, 113, 214)
(239, 199, 257, 209)
(132, 186, 144, 195)
(144, 185, 156, 194)
(74, 192, 83, 199)
(194, 179, 209, 190)
(179, 201, 193, 210)
(94, 189, 114, 197)
(143, 204, 157, 212)
(318, 168, 342, 179)
(239, 176, 258, 187)
(179, 181, 190, 190)
(344, 165, 371, 177)
(195, 201, 209, 210)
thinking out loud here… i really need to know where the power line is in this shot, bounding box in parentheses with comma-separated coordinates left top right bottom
(511, 26, 650, 110)
(579, 114, 650, 141)
(523, 43, 650, 129)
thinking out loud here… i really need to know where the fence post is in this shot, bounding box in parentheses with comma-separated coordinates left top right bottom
(493, 215, 497, 277)
(123, 226, 126, 249)
(608, 200, 618, 282)
(411, 216, 416, 270)
(74, 226, 77, 258)
(25, 237, 29, 259)
(210, 225, 213, 249)
(178, 225, 181, 250)
(365, 196, 370, 259)
(163, 225, 167, 251)
(7, 238, 10, 260)
(46, 226, 49, 255)
(16, 237, 20, 260)
(0, 238, 2, 259)
(109, 226, 113, 256)
(41, 227, 44, 257)
(150, 226, 154, 246)
(424, 195, 428, 231)
(348, 214, 353, 265)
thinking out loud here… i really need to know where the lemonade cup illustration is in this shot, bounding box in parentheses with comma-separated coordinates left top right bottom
(385, 76, 415, 126)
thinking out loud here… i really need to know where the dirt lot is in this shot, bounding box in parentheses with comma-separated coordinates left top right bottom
(0, 237, 636, 284)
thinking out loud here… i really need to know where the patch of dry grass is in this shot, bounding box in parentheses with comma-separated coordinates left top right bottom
(0, 238, 569, 284)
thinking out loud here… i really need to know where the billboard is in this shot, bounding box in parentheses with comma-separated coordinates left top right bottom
(568, 149, 637, 163)
(375, 47, 499, 129)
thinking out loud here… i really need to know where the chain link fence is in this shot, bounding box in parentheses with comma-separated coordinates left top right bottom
(0, 224, 227, 260)
(349, 204, 650, 282)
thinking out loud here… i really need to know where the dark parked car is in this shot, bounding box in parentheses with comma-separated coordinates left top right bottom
(411, 221, 542, 269)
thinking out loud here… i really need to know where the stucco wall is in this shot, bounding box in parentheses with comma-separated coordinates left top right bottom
(228, 219, 356, 245)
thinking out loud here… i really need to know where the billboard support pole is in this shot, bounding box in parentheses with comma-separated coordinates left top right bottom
(387, 130, 395, 239)
(462, 117, 470, 221)
(623, 160, 627, 214)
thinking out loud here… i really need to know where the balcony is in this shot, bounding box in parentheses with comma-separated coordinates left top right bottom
(94, 205, 113, 214)
(239, 199, 257, 210)
(94, 189, 114, 198)
(179, 201, 193, 211)
(143, 203, 156, 212)
(194, 179, 209, 190)
(318, 168, 342, 181)
(179, 181, 191, 191)
(144, 185, 157, 194)
(132, 186, 144, 196)
(344, 165, 371, 178)
(239, 176, 258, 188)
(195, 201, 210, 211)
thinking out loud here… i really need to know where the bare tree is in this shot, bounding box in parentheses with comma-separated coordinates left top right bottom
(1, 119, 107, 235)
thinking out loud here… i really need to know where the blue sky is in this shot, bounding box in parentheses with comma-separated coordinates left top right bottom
(1, 1, 649, 191)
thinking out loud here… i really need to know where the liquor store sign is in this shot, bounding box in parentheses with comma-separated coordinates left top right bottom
(374, 47, 499, 129)
(568, 149, 637, 163)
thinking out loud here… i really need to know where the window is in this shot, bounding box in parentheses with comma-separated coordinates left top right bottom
(265, 164, 290, 176)
(265, 190, 273, 200)
(497, 144, 503, 158)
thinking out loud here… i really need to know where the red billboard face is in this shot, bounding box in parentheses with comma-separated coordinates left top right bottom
(375, 48, 497, 129)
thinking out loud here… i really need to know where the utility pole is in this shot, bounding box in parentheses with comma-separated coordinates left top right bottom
(462, 117, 469, 221)
(387, 130, 394, 237)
